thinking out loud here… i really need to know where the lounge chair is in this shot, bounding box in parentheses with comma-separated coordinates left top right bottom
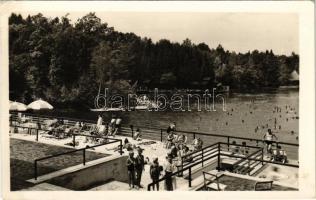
(203, 171, 226, 191)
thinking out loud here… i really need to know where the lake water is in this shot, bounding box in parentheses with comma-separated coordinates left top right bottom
(42, 88, 299, 145)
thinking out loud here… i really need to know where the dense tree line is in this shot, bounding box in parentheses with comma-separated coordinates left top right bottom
(9, 13, 299, 108)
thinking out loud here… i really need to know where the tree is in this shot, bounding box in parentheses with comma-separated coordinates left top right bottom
(90, 41, 135, 94)
(8, 12, 299, 109)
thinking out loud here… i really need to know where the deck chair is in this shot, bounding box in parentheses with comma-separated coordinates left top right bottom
(203, 171, 226, 191)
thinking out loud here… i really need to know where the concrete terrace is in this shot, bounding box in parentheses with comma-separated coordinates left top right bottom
(10, 130, 298, 191)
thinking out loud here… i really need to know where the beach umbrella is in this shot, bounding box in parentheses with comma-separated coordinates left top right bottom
(9, 101, 27, 111)
(27, 99, 53, 110)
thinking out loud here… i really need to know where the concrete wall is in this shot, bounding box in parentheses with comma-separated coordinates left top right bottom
(48, 155, 128, 190)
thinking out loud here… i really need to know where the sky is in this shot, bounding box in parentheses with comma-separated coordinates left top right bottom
(21, 12, 298, 55)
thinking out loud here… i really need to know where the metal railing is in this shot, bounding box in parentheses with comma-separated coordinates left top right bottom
(180, 143, 219, 173)
(231, 148, 263, 175)
(10, 112, 299, 148)
(147, 144, 220, 191)
(147, 142, 299, 191)
(34, 137, 122, 180)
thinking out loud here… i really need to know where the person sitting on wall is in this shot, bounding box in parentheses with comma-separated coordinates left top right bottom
(165, 132, 175, 149)
(182, 146, 193, 162)
(133, 128, 142, 141)
(193, 138, 203, 151)
(271, 145, 288, 164)
(124, 138, 134, 151)
(167, 122, 176, 134)
(176, 134, 187, 149)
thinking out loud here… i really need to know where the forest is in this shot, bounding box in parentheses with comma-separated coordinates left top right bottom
(9, 13, 299, 109)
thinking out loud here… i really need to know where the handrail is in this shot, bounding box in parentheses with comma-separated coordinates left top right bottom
(231, 148, 262, 170)
(148, 142, 298, 191)
(34, 137, 122, 180)
(182, 143, 219, 161)
(219, 152, 299, 168)
(10, 112, 299, 148)
(147, 149, 220, 191)
(173, 130, 298, 147)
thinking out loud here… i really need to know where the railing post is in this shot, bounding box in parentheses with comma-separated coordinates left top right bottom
(247, 159, 251, 175)
(160, 129, 163, 142)
(217, 143, 221, 171)
(120, 140, 123, 155)
(188, 167, 192, 187)
(36, 128, 39, 141)
(261, 148, 264, 165)
(201, 148, 204, 167)
(83, 148, 86, 165)
(73, 134, 76, 148)
(227, 136, 230, 151)
(180, 156, 184, 177)
(34, 160, 37, 180)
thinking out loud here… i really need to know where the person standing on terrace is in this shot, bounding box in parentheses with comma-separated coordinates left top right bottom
(135, 147, 147, 189)
(97, 115, 103, 127)
(263, 129, 278, 153)
(164, 154, 177, 191)
(126, 151, 136, 189)
(150, 158, 163, 191)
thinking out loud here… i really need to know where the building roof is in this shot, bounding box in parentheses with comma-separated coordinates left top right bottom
(290, 70, 299, 81)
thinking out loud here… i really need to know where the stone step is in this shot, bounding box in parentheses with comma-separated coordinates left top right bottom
(21, 183, 71, 191)
(89, 180, 130, 191)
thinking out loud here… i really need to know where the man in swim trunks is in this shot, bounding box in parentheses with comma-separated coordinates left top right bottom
(263, 129, 278, 153)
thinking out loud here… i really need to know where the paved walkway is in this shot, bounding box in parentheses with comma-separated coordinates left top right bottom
(10, 132, 188, 191)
